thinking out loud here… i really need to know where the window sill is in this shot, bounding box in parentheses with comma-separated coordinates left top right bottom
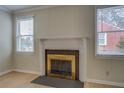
(15, 51, 35, 56)
(95, 54, 124, 60)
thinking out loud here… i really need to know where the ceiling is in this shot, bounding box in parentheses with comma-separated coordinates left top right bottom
(0, 5, 59, 13)
(3, 5, 38, 11)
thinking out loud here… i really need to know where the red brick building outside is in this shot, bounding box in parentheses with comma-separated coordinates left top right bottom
(98, 22, 124, 51)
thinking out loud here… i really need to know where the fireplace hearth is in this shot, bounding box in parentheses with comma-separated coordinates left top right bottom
(45, 50, 79, 80)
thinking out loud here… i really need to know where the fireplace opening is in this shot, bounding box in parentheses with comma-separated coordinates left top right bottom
(51, 59, 72, 76)
(45, 50, 79, 80)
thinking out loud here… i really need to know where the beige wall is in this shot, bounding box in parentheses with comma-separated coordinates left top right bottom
(13, 6, 92, 74)
(13, 6, 124, 83)
(0, 10, 12, 73)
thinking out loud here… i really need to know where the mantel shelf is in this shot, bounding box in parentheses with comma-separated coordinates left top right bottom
(38, 36, 88, 41)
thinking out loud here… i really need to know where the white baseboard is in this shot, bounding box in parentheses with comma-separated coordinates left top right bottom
(13, 69, 40, 75)
(0, 69, 13, 76)
(87, 78, 124, 87)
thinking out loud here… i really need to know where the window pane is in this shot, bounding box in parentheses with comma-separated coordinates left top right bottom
(20, 18, 33, 35)
(99, 39, 105, 45)
(96, 6, 124, 55)
(17, 36, 34, 52)
(97, 32, 124, 55)
(99, 33, 105, 39)
(97, 6, 124, 32)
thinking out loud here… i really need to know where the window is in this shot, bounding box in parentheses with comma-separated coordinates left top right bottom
(96, 6, 124, 55)
(98, 33, 107, 45)
(16, 16, 34, 52)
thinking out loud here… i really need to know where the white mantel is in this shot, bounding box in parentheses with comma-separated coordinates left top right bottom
(38, 37, 88, 82)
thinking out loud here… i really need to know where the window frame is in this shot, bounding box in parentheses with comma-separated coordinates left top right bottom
(16, 16, 35, 54)
(95, 5, 124, 57)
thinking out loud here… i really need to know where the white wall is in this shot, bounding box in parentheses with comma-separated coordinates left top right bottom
(0, 10, 12, 73)
(13, 5, 124, 84)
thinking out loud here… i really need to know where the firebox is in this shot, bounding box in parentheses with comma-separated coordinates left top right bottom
(45, 50, 79, 80)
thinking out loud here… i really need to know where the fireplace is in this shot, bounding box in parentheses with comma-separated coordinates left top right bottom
(45, 50, 79, 80)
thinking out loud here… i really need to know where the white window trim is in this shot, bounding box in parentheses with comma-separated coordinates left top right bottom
(16, 16, 35, 54)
